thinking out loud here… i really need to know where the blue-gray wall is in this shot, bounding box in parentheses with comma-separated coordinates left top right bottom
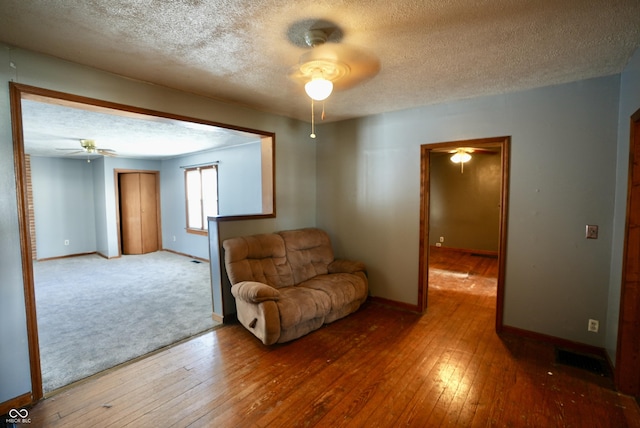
(29, 142, 263, 261)
(161, 142, 263, 259)
(607, 48, 640, 361)
(317, 74, 623, 350)
(3, 40, 639, 407)
(30, 157, 97, 259)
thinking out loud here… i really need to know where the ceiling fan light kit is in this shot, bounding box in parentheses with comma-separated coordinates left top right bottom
(450, 148, 472, 173)
(288, 23, 380, 139)
(450, 150, 472, 164)
(304, 74, 333, 101)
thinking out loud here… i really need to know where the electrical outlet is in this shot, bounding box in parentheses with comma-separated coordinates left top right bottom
(64, 239, 70, 246)
(586, 225, 598, 239)
(435, 242, 442, 247)
(588, 319, 599, 333)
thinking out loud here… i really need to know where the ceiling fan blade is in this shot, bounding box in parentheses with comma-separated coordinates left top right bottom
(289, 43, 380, 91)
(59, 150, 84, 156)
(97, 149, 116, 157)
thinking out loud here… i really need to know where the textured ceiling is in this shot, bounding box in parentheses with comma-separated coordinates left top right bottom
(1, 0, 639, 125)
(20, 98, 260, 159)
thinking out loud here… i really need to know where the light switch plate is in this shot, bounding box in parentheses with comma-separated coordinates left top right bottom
(586, 225, 598, 239)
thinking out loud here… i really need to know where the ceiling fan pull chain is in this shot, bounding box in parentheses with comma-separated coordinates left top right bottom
(321, 101, 326, 121)
(310, 98, 316, 138)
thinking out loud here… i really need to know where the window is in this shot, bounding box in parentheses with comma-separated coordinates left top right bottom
(185, 165, 218, 234)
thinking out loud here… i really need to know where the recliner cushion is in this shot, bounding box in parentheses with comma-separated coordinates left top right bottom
(275, 286, 331, 330)
(223, 233, 294, 289)
(298, 272, 368, 323)
(279, 228, 334, 284)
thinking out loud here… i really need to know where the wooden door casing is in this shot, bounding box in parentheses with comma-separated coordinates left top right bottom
(617, 109, 640, 396)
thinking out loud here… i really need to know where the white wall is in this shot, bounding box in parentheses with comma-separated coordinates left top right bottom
(317, 75, 621, 349)
(0, 44, 315, 405)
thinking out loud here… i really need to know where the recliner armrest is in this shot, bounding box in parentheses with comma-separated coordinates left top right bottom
(328, 259, 367, 275)
(231, 281, 281, 303)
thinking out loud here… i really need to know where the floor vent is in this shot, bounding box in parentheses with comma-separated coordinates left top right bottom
(555, 348, 610, 377)
(191, 260, 202, 264)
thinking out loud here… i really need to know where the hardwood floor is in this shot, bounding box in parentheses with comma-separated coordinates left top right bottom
(428, 247, 498, 296)
(24, 262, 640, 427)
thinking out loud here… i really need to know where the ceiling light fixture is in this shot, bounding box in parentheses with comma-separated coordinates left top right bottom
(288, 23, 380, 139)
(450, 149, 472, 173)
(304, 69, 335, 138)
(301, 62, 343, 139)
(305, 72, 333, 101)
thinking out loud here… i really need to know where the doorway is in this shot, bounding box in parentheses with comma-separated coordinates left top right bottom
(418, 136, 510, 330)
(117, 171, 161, 255)
(10, 82, 277, 404)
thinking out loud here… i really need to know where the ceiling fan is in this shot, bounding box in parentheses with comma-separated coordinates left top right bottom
(288, 20, 380, 138)
(56, 139, 116, 162)
(448, 147, 497, 173)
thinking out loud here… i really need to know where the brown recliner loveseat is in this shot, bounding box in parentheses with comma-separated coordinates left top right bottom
(222, 228, 368, 345)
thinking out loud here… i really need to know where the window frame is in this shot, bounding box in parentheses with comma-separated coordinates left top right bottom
(184, 164, 219, 235)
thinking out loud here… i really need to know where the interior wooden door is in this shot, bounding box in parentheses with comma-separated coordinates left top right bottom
(139, 172, 159, 253)
(120, 172, 159, 255)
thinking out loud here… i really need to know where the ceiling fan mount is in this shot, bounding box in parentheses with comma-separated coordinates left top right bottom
(288, 20, 380, 138)
(80, 139, 97, 153)
(304, 29, 330, 48)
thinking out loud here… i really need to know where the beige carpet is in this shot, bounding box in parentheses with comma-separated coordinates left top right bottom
(33, 251, 220, 393)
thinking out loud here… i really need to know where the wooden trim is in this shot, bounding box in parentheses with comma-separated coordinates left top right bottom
(186, 228, 208, 236)
(16, 82, 277, 219)
(16, 83, 275, 138)
(369, 296, 420, 313)
(419, 136, 511, 332)
(0, 392, 32, 418)
(114, 169, 162, 256)
(10, 82, 43, 402)
(210, 213, 276, 222)
(417, 145, 430, 312)
(496, 138, 511, 332)
(36, 251, 97, 262)
(429, 245, 498, 257)
(501, 325, 610, 361)
(96, 252, 119, 260)
(616, 107, 640, 396)
(162, 248, 209, 263)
